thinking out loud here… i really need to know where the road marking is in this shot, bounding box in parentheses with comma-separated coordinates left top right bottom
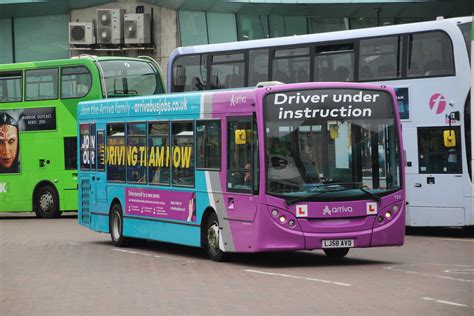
(421, 297, 470, 308)
(244, 269, 352, 287)
(386, 264, 474, 283)
(443, 268, 474, 275)
(438, 238, 474, 243)
(112, 248, 196, 263)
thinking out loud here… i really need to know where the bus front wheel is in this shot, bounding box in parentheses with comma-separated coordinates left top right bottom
(323, 248, 350, 258)
(34, 185, 60, 219)
(206, 213, 227, 262)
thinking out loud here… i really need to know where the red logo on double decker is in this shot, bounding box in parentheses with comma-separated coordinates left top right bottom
(429, 93, 447, 114)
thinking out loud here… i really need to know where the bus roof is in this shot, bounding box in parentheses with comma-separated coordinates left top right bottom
(169, 16, 471, 58)
(78, 81, 396, 120)
(0, 55, 153, 71)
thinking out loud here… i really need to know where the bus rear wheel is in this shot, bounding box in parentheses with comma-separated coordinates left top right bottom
(323, 248, 350, 258)
(206, 213, 227, 262)
(109, 203, 147, 247)
(34, 185, 60, 219)
(109, 203, 134, 247)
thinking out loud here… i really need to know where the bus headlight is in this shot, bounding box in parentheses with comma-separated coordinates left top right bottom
(268, 208, 299, 230)
(392, 205, 399, 213)
(385, 211, 392, 219)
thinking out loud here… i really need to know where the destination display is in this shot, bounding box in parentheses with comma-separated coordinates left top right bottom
(266, 89, 393, 122)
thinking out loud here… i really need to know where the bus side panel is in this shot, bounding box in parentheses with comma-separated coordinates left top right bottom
(108, 184, 202, 247)
(62, 187, 78, 211)
(90, 213, 109, 234)
(126, 217, 201, 247)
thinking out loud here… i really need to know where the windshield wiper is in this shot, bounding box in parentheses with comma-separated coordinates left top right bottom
(285, 190, 332, 206)
(285, 185, 343, 205)
(324, 182, 381, 203)
(358, 187, 381, 203)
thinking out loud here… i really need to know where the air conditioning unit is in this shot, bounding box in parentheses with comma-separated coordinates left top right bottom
(97, 9, 124, 44)
(124, 13, 151, 44)
(69, 22, 95, 45)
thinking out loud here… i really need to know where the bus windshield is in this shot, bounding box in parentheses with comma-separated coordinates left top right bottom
(98, 60, 163, 97)
(457, 22, 471, 62)
(265, 88, 401, 201)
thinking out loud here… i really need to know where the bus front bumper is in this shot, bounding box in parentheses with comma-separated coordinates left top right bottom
(229, 204, 405, 252)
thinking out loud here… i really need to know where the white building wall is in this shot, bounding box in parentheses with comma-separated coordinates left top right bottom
(70, 0, 178, 80)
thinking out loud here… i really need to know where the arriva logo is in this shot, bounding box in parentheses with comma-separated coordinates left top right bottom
(322, 205, 353, 216)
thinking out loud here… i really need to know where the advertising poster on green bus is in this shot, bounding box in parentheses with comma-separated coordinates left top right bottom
(0, 108, 56, 174)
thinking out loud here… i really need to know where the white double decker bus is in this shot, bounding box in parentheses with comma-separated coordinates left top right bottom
(168, 17, 472, 228)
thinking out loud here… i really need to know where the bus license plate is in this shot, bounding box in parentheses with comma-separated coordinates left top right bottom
(322, 239, 354, 248)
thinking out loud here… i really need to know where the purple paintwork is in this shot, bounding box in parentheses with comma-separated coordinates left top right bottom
(202, 82, 405, 252)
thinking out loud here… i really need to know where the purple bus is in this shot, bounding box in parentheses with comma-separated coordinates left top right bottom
(78, 82, 405, 261)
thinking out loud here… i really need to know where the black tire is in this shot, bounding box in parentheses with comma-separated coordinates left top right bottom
(324, 248, 350, 258)
(205, 213, 227, 262)
(34, 185, 60, 218)
(109, 203, 133, 247)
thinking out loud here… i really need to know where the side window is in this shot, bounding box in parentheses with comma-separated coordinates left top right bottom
(26, 68, 58, 101)
(418, 127, 462, 174)
(227, 117, 258, 193)
(196, 120, 221, 170)
(61, 66, 92, 99)
(210, 53, 245, 89)
(171, 121, 194, 186)
(359, 36, 402, 81)
(407, 31, 455, 78)
(79, 124, 96, 170)
(0, 71, 22, 103)
(314, 43, 354, 82)
(97, 130, 105, 171)
(106, 123, 125, 182)
(64, 137, 77, 170)
(272, 47, 310, 83)
(148, 121, 170, 185)
(99, 60, 161, 97)
(248, 49, 269, 86)
(172, 54, 207, 92)
(127, 122, 147, 183)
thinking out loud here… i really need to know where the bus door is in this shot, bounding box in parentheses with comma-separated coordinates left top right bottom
(225, 116, 259, 222)
(406, 126, 464, 226)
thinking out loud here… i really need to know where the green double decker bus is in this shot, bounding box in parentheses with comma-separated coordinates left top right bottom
(0, 55, 165, 218)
